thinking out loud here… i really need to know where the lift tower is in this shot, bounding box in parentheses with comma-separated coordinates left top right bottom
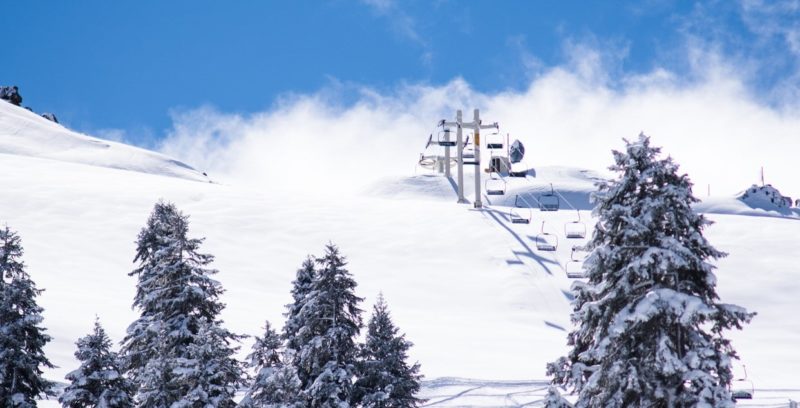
(442, 109, 498, 208)
(441, 111, 465, 203)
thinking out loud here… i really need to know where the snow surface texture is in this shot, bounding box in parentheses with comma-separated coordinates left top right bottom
(0, 101, 208, 182)
(1, 108, 798, 406)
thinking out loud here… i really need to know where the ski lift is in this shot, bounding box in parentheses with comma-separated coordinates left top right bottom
(435, 129, 456, 147)
(539, 184, 560, 211)
(508, 160, 530, 177)
(488, 154, 511, 174)
(731, 365, 754, 400)
(509, 139, 525, 163)
(415, 154, 436, 176)
(416, 154, 456, 174)
(565, 210, 587, 239)
(565, 246, 587, 278)
(485, 176, 506, 196)
(417, 154, 436, 169)
(535, 221, 558, 251)
(509, 195, 532, 224)
(486, 129, 503, 150)
(462, 135, 475, 159)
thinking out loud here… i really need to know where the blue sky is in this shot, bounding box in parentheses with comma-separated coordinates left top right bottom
(5, 0, 798, 147)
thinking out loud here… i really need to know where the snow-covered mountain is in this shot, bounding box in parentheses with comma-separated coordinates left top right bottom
(0, 101, 209, 182)
(1, 104, 798, 406)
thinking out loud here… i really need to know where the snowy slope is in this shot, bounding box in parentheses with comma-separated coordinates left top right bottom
(0, 101, 209, 181)
(0, 114, 798, 405)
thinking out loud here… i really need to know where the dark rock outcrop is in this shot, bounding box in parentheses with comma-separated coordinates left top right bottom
(41, 112, 59, 123)
(0, 86, 23, 106)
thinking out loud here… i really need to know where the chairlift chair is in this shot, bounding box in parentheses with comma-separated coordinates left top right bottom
(731, 381, 754, 400)
(485, 177, 506, 196)
(508, 163, 528, 177)
(418, 154, 436, 167)
(435, 130, 456, 147)
(535, 221, 558, 251)
(486, 130, 503, 150)
(463, 149, 475, 159)
(565, 210, 587, 239)
(416, 154, 457, 175)
(565, 260, 585, 279)
(539, 184, 560, 211)
(731, 365, 755, 400)
(462, 135, 475, 159)
(565, 246, 587, 278)
(509, 208, 531, 224)
(509, 195, 532, 224)
(509, 160, 529, 177)
(416, 154, 437, 170)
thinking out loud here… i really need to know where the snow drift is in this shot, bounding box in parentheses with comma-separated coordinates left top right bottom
(0, 101, 209, 182)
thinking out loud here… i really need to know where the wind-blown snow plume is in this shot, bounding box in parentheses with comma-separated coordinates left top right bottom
(159, 46, 800, 197)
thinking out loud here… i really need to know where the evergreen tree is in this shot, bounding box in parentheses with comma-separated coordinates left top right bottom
(120, 201, 243, 407)
(543, 387, 572, 408)
(59, 319, 134, 408)
(249, 322, 283, 379)
(283, 256, 316, 354)
(136, 339, 176, 408)
(306, 362, 352, 408)
(292, 244, 363, 407)
(547, 135, 755, 407)
(239, 321, 302, 408)
(0, 226, 55, 407)
(171, 320, 245, 408)
(353, 294, 423, 408)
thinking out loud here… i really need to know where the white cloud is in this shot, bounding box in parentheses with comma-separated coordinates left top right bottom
(360, 0, 423, 43)
(737, 0, 800, 102)
(740, 0, 800, 55)
(506, 35, 545, 78)
(159, 44, 800, 200)
(359, 0, 432, 66)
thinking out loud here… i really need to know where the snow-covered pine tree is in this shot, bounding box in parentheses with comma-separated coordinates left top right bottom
(0, 226, 55, 407)
(239, 321, 302, 408)
(547, 134, 755, 407)
(119, 201, 243, 407)
(136, 340, 176, 408)
(59, 318, 134, 408)
(306, 362, 353, 408)
(283, 256, 316, 355)
(543, 387, 572, 408)
(353, 294, 423, 408)
(171, 319, 245, 408)
(293, 244, 363, 407)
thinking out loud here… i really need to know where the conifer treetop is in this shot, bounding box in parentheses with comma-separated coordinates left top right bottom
(60, 318, 133, 408)
(549, 134, 755, 408)
(0, 225, 27, 282)
(286, 243, 364, 406)
(354, 292, 424, 408)
(247, 321, 282, 371)
(120, 201, 241, 408)
(0, 225, 55, 407)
